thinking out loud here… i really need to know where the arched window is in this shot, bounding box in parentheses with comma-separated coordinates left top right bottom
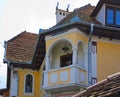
(25, 74, 33, 93)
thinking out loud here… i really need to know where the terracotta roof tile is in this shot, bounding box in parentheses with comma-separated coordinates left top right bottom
(6, 31, 38, 63)
(73, 72, 120, 97)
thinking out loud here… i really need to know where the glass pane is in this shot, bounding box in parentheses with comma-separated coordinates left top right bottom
(107, 9, 114, 24)
(116, 10, 120, 25)
(25, 74, 33, 93)
(60, 53, 72, 67)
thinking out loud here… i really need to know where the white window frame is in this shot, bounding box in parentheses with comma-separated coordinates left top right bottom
(24, 73, 34, 96)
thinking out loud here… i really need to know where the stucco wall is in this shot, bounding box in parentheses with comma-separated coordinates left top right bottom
(17, 69, 43, 97)
(97, 41, 120, 81)
(46, 28, 87, 53)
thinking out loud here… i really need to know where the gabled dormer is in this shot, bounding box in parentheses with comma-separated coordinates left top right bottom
(91, 0, 120, 27)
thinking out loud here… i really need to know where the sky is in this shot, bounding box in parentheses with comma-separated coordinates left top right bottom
(0, 0, 99, 89)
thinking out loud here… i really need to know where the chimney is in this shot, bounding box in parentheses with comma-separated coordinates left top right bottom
(55, 3, 71, 23)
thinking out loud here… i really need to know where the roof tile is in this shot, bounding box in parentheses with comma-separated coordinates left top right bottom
(6, 31, 38, 63)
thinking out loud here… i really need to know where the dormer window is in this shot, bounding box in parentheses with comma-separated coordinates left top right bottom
(106, 6, 120, 27)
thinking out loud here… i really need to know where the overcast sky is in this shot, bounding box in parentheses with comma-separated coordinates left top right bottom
(0, 0, 99, 89)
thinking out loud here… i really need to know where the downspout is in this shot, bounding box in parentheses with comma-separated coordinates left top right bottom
(88, 23, 94, 86)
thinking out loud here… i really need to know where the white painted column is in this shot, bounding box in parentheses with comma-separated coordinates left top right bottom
(45, 54, 50, 70)
(84, 53, 88, 70)
(72, 47, 78, 65)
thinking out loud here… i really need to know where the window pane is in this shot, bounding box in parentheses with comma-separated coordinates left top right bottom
(116, 10, 120, 25)
(107, 9, 114, 24)
(60, 53, 72, 67)
(25, 74, 33, 93)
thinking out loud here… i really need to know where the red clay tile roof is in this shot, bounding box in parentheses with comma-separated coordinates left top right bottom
(56, 4, 101, 26)
(6, 31, 38, 64)
(73, 72, 120, 97)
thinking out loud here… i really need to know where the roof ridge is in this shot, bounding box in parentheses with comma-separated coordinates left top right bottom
(74, 3, 95, 11)
(7, 31, 37, 42)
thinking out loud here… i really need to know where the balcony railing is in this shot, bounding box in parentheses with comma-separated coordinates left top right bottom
(43, 65, 87, 89)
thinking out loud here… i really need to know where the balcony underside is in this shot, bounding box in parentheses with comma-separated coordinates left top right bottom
(43, 82, 87, 92)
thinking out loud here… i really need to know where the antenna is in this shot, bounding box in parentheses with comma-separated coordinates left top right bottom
(56, 2, 59, 9)
(66, 4, 70, 12)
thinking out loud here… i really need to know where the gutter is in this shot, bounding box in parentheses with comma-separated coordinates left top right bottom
(88, 23, 94, 86)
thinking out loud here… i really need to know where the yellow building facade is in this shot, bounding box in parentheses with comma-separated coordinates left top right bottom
(97, 41, 120, 81)
(17, 69, 42, 97)
(2, 0, 120, 97)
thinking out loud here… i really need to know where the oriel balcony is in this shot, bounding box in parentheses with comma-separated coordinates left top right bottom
(43, 40, 88, 91)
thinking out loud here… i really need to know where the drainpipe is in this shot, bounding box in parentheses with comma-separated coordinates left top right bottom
(88, 23, 94, 86)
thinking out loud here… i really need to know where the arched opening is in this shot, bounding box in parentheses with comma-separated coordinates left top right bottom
(25, 74, 33, 93)
(77, 42, 85, 68)
(50, 39, 72, 69)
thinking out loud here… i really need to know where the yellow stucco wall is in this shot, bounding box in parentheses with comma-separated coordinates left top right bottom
(97, 41, 120, 81)
(17, 69, 43, 97)
(46, 31, 87, 53)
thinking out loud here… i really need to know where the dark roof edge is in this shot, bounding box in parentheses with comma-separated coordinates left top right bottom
(94, 23, 120, 32)
(42, 21, 120, 35)
(31, 33, 43, 70)
(90, 0, 104, 17)
(3, 58, 33, 69)
(42, 21, 90, 34)
(3, 58, 32, 65)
